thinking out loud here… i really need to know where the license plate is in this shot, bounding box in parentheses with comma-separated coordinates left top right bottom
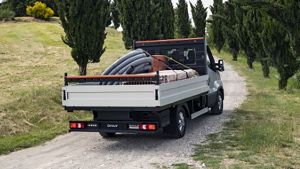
(101, 123, 127, 130)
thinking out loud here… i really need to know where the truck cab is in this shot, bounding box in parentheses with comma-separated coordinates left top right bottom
(62, 38, 225, 138)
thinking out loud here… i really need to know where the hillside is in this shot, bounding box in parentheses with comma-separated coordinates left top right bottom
(0, 21, 127, 153)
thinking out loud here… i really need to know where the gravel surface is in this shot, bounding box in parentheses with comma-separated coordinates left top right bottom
(0, 62, 247, 169)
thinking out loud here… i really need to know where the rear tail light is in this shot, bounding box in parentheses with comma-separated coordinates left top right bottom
(139, 124, 156, 131)
(70, 122, 85, 129)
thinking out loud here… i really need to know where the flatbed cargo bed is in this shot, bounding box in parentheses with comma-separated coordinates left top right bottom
(62, 75, 209, 110)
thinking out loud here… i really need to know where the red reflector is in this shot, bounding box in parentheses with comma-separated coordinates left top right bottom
(139, 124, 156, 131)
(70, 122, 85, 129)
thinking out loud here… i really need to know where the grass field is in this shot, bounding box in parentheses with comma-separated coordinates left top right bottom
(194, 50, 300, 168)
(0, 21, 127, 154)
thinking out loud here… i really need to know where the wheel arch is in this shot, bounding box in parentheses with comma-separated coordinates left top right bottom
(176, 103, 190, 118)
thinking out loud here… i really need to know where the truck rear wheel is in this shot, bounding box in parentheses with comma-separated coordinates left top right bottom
(164, 106, 187, 138)
(99, 132, 116, 138)
(210, 91, 223, 115)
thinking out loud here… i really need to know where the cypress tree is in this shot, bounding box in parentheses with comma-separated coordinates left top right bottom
(222, 0, 240, 61)
(247, 9, 270, 77)
(190, 0, 207, 37)
(56, 0, 110, 75)
(174, 7, 180, 38)
(160, 0, 175, 39)
(176, 0, 191, 38)
(256, 0, 299, 88)
(111, 0, 120, 29)
(256, 13, 271, 78)
(210, 0, 225, 53)
(116, 0, 131, 48)
(103, 1, 114, 27)
(117, 0, 170, 49)
(234, 4, 256, 69)
(241, 0, 300, 88)
(117, 0, 151, 49)
(262, 17, 298, 89)
(150, 0, 164, 39)
(106, 14, 112, 27)
(150, 0, 174, 39)
(245, 0, 300, 59)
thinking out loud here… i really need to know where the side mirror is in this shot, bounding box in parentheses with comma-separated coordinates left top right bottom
(215, 60, 225, 72)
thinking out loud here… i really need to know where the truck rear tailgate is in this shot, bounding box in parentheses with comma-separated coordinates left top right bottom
(62, 75, 209, 109)
(63, 85, 159, 107)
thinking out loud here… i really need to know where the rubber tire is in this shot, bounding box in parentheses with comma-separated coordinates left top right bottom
(163, 106, 187, 138)
(99, 132, 116, 138)
(210, 91, 224, 115)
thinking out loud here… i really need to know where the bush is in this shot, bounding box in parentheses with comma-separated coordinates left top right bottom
(0, 8, 15, 21)
(26, 1, 54, 20)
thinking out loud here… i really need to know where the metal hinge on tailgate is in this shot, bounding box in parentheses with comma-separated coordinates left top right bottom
(155, 89, 158, 100)
(63, 90, 68, 100)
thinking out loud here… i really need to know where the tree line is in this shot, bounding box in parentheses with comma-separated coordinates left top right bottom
(115, 0, 206, 49)
(210, 0, 300, 89)
(56, 0, 299, 89)
(4, 0, 299, 89)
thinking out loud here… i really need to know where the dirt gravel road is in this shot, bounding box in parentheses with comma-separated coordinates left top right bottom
(0, 62, 247, 169)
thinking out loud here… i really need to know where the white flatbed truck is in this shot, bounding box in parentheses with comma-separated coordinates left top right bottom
(62, 38, 225, 138)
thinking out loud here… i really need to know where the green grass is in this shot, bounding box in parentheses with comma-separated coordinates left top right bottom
(194, 49, 300, 168)
(0, 21, 127, 154)
(173, 163, 191, 169)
